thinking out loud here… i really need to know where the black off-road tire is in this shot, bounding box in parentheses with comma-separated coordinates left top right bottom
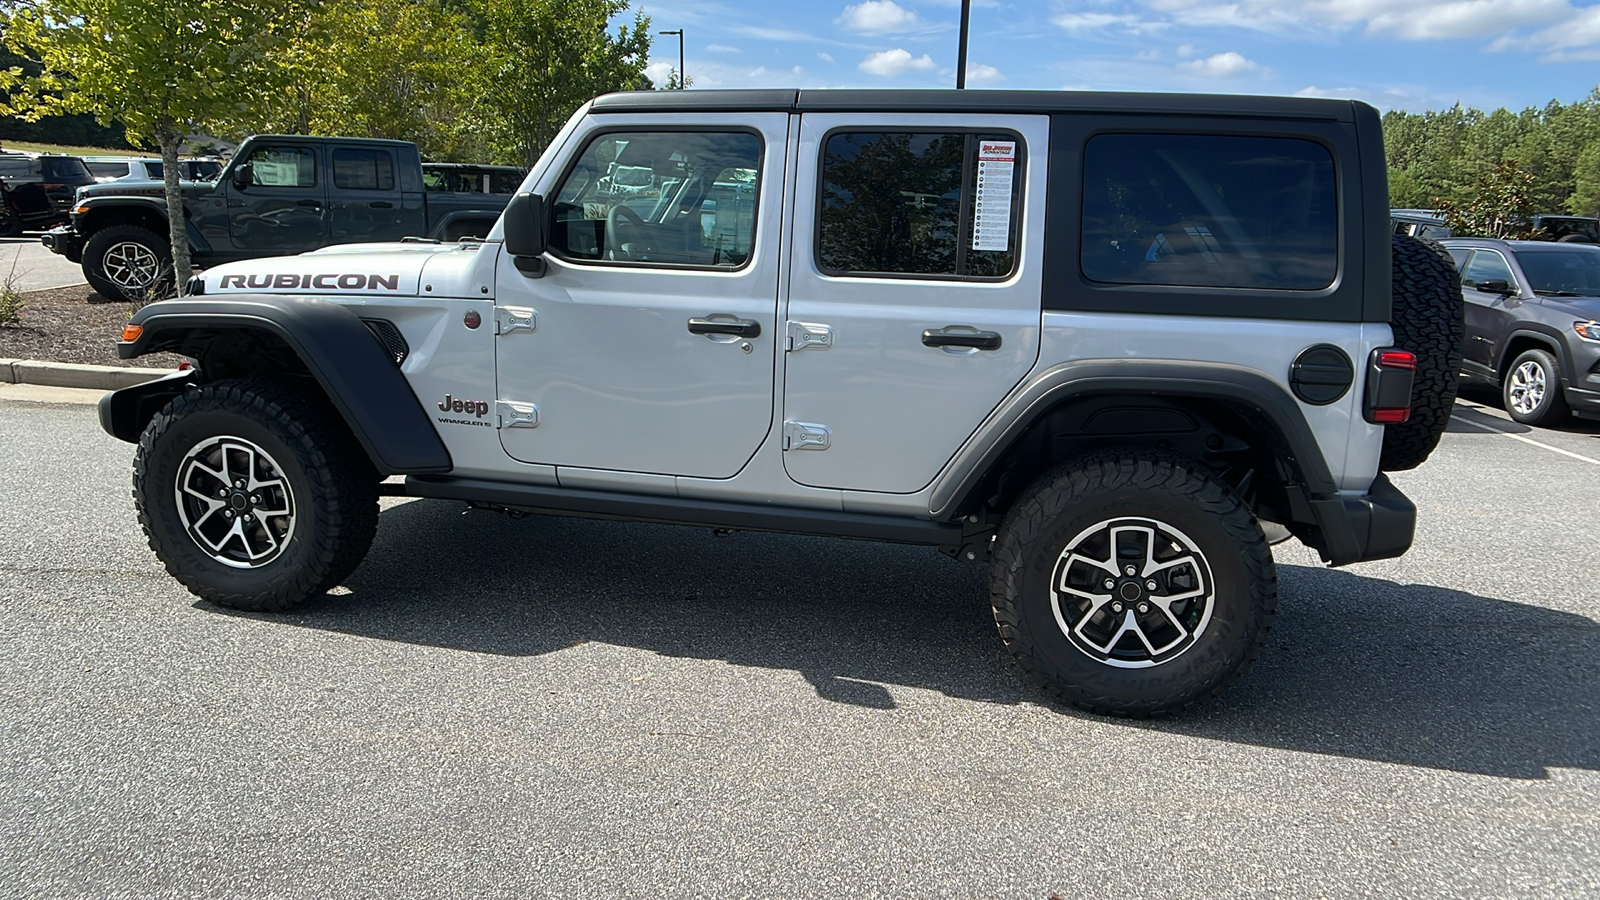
(133, 379, 379, 612)
(0, 200, 22, 237)
(1381, 234, 1465, 471)
(990, 452, 1276, 718)
(82, 223, 173, 302)
(1502, 347, 1570, 426)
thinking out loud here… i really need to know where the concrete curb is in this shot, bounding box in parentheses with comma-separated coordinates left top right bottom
(0, 357, 176, 390)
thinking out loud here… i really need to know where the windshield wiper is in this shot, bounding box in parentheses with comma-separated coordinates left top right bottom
(1533, 289, 1588, 297)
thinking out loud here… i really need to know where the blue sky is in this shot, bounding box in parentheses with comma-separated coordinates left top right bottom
(633, 0, 1600, 112)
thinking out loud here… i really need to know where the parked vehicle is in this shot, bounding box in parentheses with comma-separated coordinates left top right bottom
(1442, 237, 1600, 424)
(43, 135, 513, 299)
(0, 152, 96, 235)
(1530, 214, 1599, 243)
(1392, 209, 1452, 240)
(421, 162, 523, 195)
(82, 156, 226, 184)
(99, 89, 1462, 717)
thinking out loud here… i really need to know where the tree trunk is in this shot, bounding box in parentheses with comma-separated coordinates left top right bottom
(154, 120, 193, 287)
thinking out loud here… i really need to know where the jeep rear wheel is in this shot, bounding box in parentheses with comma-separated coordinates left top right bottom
(133, 379, 379, 612)
(83, 224, 173, 302)
(1382, 234, 1464, 471)
(990, 453, 1276, 717)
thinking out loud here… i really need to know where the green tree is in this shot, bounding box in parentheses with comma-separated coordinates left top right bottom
(1571, 142, 1600, 217)
(472, 0, 652, 167)
(1, 0, 317, 285)
(1435, 160, 1539, 239)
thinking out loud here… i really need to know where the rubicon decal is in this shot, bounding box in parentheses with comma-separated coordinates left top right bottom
(215, 273, 402, 291)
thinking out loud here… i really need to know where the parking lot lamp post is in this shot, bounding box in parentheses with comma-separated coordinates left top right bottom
(659, 29, 685, 89)
(955, 0, 971, 88)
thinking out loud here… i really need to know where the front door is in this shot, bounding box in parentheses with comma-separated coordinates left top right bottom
(1459, 248, 1524, 369)
(494, 113, 789, 478)
(780, 113, 1046, 494)
(226, 143, 328, 253)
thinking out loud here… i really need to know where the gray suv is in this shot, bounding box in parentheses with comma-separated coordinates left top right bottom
(98, 90, 1462, 716)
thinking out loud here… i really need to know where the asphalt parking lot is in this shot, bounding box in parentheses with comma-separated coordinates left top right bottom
(0, 387, 1596, 898)
(0, 233, 85, 292)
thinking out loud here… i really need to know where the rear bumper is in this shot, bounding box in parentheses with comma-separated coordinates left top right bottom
(1309, 473, 1416, 566)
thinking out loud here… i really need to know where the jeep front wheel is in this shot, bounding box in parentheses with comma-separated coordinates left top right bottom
(133, 379, 379, 612)
(83, 224, 173, 302)
(989, 453, 1276, 717)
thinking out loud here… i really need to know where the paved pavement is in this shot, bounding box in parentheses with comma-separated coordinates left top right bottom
(0, 233, 85, 292)
(0, 390, 1596, 898)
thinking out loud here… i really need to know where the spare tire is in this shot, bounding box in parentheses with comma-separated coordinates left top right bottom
(1381, 234, 1464, 471)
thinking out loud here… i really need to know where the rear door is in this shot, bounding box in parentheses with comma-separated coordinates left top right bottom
(328, 146, 425, 243)
(226, 143, 328, 252)
(780, 114, 1045, 493)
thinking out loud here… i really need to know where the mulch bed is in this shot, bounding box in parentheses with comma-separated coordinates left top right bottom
(0, 285, 186, 369)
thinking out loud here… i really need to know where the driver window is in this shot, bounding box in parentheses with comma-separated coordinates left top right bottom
(245, 147, 317, 188)
(1460, 251, 1516, 290)
(550, 131, 762, 268)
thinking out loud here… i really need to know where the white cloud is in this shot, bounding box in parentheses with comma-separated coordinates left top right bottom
(1492, 4, 1600, 59)
(966, 63, 1005, 84)
(1053, 12, 1167, 35)
(859, 48, 937, 76)
(1176, 43, 1196, 57)
(817, 51, 836, 63)
(1177, 51, 1265, 77)
(705, 44, 741, 54)
(1363, 0, 1570, 40)
(644, 61, 676, 87)
(839, 1, 921, 33)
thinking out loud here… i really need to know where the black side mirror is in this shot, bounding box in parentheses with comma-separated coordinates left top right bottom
(1476, 278, 1514, 295)
(503, 192, 547, 273)
(230, 163, 253, 190)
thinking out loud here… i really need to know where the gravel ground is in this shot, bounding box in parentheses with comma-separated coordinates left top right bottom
(0, 284, 185, 368)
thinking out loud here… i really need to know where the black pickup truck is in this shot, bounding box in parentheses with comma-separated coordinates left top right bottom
(43, 135, 514, 300)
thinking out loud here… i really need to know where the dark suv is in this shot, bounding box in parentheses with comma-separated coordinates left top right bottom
(1442, 238, 1600, 424)
(0, 152, 96, 235)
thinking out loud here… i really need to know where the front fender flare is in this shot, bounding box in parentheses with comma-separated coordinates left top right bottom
(115, 296, 451, 474)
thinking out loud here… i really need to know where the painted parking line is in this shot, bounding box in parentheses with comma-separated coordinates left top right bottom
(1449, 414, 1600, 467)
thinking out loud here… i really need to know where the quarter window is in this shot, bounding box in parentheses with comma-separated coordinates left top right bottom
(817, 131, 1021, 278)
(1081, 134, 1338, 291)
(246, 147, 317, 188)
(550, 131, 762, 268)
(332, 149, 395, 191)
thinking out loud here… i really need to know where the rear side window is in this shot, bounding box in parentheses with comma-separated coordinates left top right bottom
(41, 157, 92, 181)
(0, 158, 33, 178)
(817, 131, 1021, 279)
(86, 161, 130, 179)
(1081, 134, 1337, 291)
(332, 149, 395, 191)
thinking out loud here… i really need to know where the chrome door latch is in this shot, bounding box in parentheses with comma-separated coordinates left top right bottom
(785, 321, 833, 352)
(496, 400, 540, 428)
(783, 421, 831, 451)
(495, 306, 537, 335)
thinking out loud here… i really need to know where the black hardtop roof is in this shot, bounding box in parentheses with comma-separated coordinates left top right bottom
(590, 89, 1361, 121)
(244, 134, 418, 148)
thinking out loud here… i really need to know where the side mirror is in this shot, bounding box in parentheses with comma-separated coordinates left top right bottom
(503, 191, 546, 258)
(230, 163, 253, 190)
(1476, 278, 1514, 295)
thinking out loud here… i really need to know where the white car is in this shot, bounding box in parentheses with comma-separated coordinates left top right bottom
(82, 156, 225, 183)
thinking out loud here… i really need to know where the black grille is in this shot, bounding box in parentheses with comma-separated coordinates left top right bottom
(362, 318, 409, 366)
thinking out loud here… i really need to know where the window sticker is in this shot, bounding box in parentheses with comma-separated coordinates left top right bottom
(972, 140, 1015, 252)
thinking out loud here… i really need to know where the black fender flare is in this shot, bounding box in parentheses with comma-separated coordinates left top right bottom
(1497, 326, 1569, 384)
(112, 296, 451, 474)
(78, 196, 213, 254)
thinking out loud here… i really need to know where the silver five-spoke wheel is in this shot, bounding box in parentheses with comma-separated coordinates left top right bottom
(173, 435, 296, 568)
(1052, 517, 1215, 668)
(103, 240, 162, 291)
(1507, 359, 1546, 416)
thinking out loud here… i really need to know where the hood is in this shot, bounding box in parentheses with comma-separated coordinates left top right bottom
(1540, 293, 1600, 318)
(196, 241, 487, 298)
(78, 178, 212, 201)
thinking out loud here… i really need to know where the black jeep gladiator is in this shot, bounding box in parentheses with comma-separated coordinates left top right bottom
(42, 135, 512, 300)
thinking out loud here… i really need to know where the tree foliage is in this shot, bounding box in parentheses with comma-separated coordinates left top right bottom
(1, 0, 319, 282)
(1384, 88, 1600, 227)
(1434, 161, 1539, 239)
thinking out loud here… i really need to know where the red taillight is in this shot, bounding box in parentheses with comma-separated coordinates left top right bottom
(1378, 350, 1416, 371)
(1372, 408, 1410, 424)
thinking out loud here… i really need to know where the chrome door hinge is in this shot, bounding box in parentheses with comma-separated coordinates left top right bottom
(785, 321, 833, 352)
(496, 400, 539, 428)
(495, 306, 537, 335)
(783, 421, 831, 451)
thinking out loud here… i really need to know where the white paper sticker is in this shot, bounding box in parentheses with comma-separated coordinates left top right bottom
(972, 140, 1015, 252)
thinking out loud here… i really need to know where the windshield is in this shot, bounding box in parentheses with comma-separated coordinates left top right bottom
(1517, 247, 1600, 296)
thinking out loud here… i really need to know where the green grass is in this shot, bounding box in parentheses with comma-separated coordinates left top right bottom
(0, 140, 143, 157)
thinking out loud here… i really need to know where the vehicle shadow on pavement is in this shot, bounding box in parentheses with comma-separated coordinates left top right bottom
(230, 498, 1600, 779)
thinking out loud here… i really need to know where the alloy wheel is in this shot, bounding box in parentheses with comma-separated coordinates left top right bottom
(103, 240, 162, 290)
(1508, 360, 1546, 416)
(172, 435, 296, 568)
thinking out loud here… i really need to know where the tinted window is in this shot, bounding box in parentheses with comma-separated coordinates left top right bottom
(1515, 248, 1600, 295)
(490, 169, 522, 193)
(551, 131, 762, 268)
(247, 147, 317, 188)
(1081, 134, 1337, 290)
(41, 158, 92, 182)
(184, 160, 222, 180)
(332, 149, 395, 191)
(1461, 251, 1515, 288)
(86, 161, 130, 178)
(817, 131, 1020, 278)
(0, 158, 33, 178)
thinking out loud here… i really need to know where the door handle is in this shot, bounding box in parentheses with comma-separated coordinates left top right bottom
(296, 199, 323, 208)
(688, 317, 761, 338)
(369, 201, 394, 209)
(922, 327, 1002, 350)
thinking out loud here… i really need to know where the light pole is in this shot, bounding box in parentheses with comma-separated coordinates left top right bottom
(955, 0, 971, 88)
(659, 29, 685, 89)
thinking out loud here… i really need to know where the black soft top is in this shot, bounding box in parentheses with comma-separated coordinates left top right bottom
(590, 89, 1360, 122)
